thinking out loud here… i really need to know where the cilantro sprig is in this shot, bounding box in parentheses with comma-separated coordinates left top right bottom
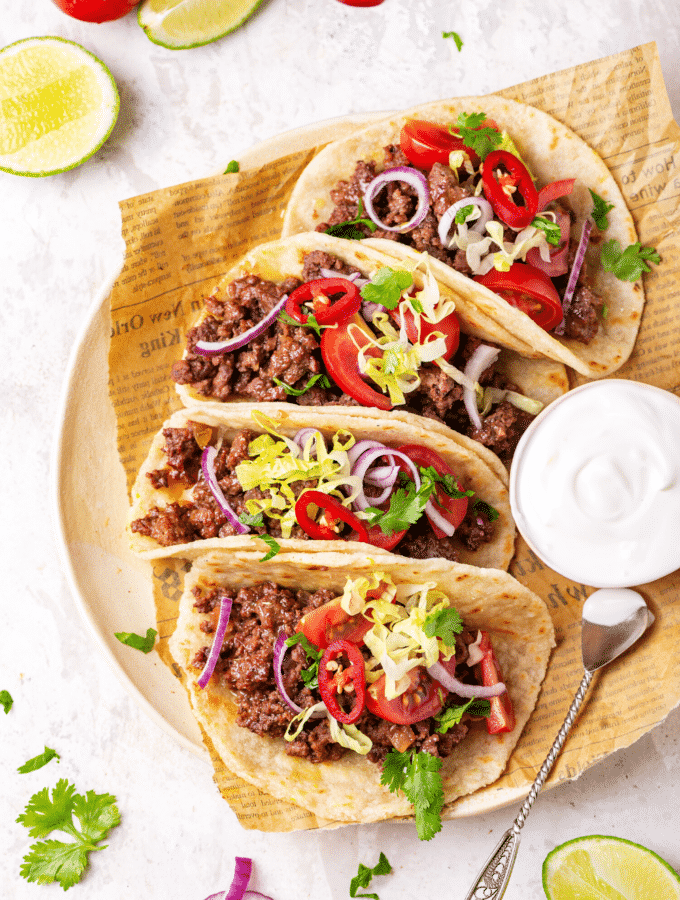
(423, 607, 464, 646)
(253, 534, 280, 562)
(601, 239, 660, 282)
(285, 632, 323, 690)
(435, 698, 491, 733)
(531, 215, 562, 247)
(278, 309, 321, 336)
(224, 160, 239, 174)
(360, 267, 413, 310)
(273, 373, 331, 396)
(17, 778, 121, 890)
(588, 188, 615, 230)
(350, 852, 393, 900)
(114, 628, 157, 654)
(381, 749, 444, 840)
(450, 112, 502, 161)
(325, 199, 378, 240)
(18, 747, 60, 774)
(364, 478, 430, 535)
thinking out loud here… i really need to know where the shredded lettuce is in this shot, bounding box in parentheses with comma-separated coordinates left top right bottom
(284, 702, 327, 741)
(328, 717, 373, 755)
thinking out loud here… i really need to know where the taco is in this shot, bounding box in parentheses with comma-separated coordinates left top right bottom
(170, 231, 568, 466)
(127, 402, 515, 570)
(281, 96, 645, 378)
(168, 549, 555, 831)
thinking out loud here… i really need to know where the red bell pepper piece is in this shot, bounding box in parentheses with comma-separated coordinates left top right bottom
(285, 278, 361, 327)
(481, 149, 539, 230)
(477, 631, 515, 734)
(318, 639, 366, 724)
(295, 489, 369, 543)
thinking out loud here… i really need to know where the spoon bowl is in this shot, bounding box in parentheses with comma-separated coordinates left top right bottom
(463, 588, 652, 900)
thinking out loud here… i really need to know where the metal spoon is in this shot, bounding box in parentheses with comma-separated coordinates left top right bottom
(462, 588, 652, 900)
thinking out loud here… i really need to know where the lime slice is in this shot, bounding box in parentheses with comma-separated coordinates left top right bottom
(138, 0, 265, 50)
(543, 835, 680, 900)
(0, 37, 119, 177)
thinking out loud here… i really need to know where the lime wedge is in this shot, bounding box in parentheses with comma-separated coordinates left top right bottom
(0, 37, 119, 177)
(138, 0, 265, 49)
(543, 835, 680, 900)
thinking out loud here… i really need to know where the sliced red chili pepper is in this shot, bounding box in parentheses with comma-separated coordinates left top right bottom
(320, 314, 392, 410)
(285, 278, 361, 327)
(295, 489, 369, 543)
(481, 149, 538, 230)
(477, 631, 515, 734)
(318, 639, 366, 724)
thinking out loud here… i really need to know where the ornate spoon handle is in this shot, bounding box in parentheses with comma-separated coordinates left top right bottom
(462, 669, 593, 900)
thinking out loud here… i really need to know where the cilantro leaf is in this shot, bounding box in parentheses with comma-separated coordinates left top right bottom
(17, 779, 120, 890)
(472, 498, 499, 521)
(1, 689, 13, 714)
(18, 746, 60, 774)
(454, 203, 475, 225)
(381, 749, 444, 840)
(253, 534, 280, 562)
(114, 628, 157, 654)
(364, 478, 432, 535)
(286, 632, 323, 689)
(238, 510, 265, 528)
(423, 607, 464, 645)
(442, 31, 463, 51)
(224, 160, 239, 174)
(273, 373, 331, 396)
(435, 698, 491, 733)
(451, 112, 502, 161)
(325, 199, 378, 240)
(419, 466, 474, 501)
(350, 852, 393, 900)
(360, 267, 413, 310)
(588, 188, 615, 230)
(600, 239, 661, 282)
(531, 215, 562, 247)
(278, 309, 322, 337)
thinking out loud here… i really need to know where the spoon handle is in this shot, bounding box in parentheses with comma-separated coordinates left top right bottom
(462, 669, 593, 900)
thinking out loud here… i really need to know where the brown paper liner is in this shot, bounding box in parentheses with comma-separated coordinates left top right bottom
(111, 43, 680, 830)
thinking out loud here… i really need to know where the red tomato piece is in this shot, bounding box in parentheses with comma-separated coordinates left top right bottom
(318, 640, 366, 724)
(363, 522, 407, 552)
(400, 119, 481, 171)
(50, 0, 138, 22)
(336, 0, 384, 5)
(396, 444, 469, 538)
(474, 262, 563, 331)
(320, 315, 392, 410)
(299, 597, 372, 649)
(481, 150, 539, 229)
(391, 302, 460, 361)
(365, 667, 446, 724)
(477, 632, 515, 734)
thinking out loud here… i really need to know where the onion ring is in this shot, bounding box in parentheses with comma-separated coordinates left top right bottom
(363, 166, 430, 233)
(427, 661, 506, 698)
(437, 196, 494, 248)
(462, 344, 500, 431)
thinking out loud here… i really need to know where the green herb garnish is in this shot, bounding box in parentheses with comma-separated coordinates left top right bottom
(435, 698, 491, 733)
(285, 632, 323, 689)
(472, 498, 499, 521)
(17, 779, 121, 890)
(18, 747, 60, 774)
(350, 852, 393, 900)
(423, 607, 464, 646)
(114, 628, 157, 654)
(381, 749, 444, 840)
(238, 510, 265, 528)
(450, 112, 502, 161)
(278, 309, 322, 337)
(325, 199, 378, 240)
(588, 188, 615, 230)
(1, 689, 13, 714)
(224, 160, 239, 173)
(253, 534, 280, 562)
(273, 373, 331, 396)
(360, 267, 413, 311)
(364, 478, 431, 535)
(531, 215, 562, 246)
(454, 204, 475, 225)
(442, 31, 463, 51)
(600, 239, 661, 282)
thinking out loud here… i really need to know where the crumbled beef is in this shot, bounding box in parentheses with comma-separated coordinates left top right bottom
(561, 280, 604, 344)
(301, 249, 365, 282)
(468, 401, 534, 464)
(456, 506, 496, 551)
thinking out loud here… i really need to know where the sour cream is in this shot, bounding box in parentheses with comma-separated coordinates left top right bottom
(510, 380, 680, 588)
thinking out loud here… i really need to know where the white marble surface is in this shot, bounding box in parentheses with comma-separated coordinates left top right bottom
(2, 2, 680, 899)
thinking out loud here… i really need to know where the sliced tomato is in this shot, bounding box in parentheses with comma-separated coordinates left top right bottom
(474, 262, 563, 331)
(320, 315, 392, 410)
(536, 178, 575, 211)
(400, 120, 481, 171)
(391, 302, 460, 361)
(363, 522, 407, 551)
(299, 597, 372, 649)
(365, 666, 446, 724)
(477, 632, 515, 734)
(396, 444, 469, 538)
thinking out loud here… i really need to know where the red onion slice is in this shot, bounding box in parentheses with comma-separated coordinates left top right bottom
(347, 439, 385, 467)
(203, 857, 253, 900)
(272, 631, 325, 718)
(554, 219, 592, 335)
(437, 196, 494, 247)
(351, 445, 421, 511)
(363, 166, 430, 233)
(427, 661, 506, 698)
(202, 446, 250, 534)
(197, 596, 233, 689)
(293, 428, 322, 454)
(195, 293, 288, 356)
(320, 267, 369, 288)
(462, 344, 500, 431)
(424, 498, 456, 536)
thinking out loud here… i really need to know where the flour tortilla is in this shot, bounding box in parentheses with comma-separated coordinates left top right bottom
(281, 96, 643, 378)
(128, 401, 515, 569)
(169, 549, 555, 825)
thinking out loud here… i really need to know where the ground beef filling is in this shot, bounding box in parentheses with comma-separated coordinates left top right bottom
(190, 581, 475, 764)
(129, 425, 496, 557)
(171, 250, 534, 461)
(316, 147, 605, 345)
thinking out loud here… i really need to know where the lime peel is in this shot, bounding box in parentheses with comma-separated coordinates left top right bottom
(138, 0, 266, 50)
(0, 36, 119, 177)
